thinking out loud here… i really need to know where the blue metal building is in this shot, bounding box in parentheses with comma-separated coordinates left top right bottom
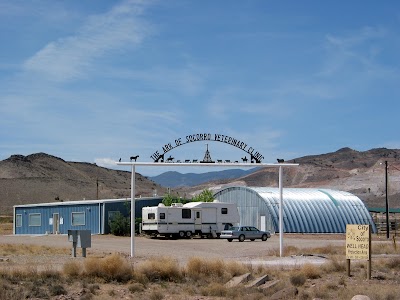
(13, 197, 163, 235)
(214, 187, 377, 234)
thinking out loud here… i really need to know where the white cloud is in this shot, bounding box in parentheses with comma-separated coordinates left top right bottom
(23, 0, 151, 81)
(94, 157, 118, 168)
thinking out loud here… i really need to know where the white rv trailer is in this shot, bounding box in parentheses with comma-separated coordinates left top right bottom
(142, 201, 240, 238)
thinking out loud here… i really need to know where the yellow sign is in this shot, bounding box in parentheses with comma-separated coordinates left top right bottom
(346, 224, 371, 260)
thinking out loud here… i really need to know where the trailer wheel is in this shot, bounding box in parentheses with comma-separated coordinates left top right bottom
(179, 231, 185, 238)
(250, 239, 255, 241)
(261, 234, 268, 241)
(239, 234, 245, 242)
(186, 231, 192, 238)
(227, 238, 233, 242)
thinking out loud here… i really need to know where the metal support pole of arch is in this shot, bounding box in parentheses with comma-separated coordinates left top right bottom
(279, 165, 283, 257)
(385, 160, 389, 239)
(131, 165, 136, 257)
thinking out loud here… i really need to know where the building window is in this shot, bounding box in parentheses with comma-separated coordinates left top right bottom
(182, 209, 191, 219)
(221, 208, 228, 214)
(29, 213, 41, 226)
(159, 213, 165, 219)
(72, 212, 85, 226)
(16, 214, 22, 227)
(148, 213, 155, 220)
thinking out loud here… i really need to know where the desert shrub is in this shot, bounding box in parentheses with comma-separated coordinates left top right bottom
(88, 283, 100, 294)
(225, 260, 250, 277)
(321, 256, 346, 273)
(149, 289, 164, 300)
(135, 257, 182, 282)
(39, 267, 61, 280)
(128, 282, 145, 293)
(84, 253, 133, 282)
(300, 263, 320, 279)
(384, 257, 400, 270)
(63, 260, 82, 277)
(109, 212, 130, 236)
(200, 282, 227, 297)
(49, 284, 67, 296)
(372, 242, 399, 255)
(186, 257, 225, 281)
(25, 283, 49, 299)
(289, 272, 306, 287)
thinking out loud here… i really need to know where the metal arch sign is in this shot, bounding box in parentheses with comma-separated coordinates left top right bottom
(150, 133, 264, 163)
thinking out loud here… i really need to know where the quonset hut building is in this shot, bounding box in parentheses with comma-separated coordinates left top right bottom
(214, 187, 377, 234)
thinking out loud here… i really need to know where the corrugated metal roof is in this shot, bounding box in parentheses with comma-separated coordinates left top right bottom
(214, 187, 377, 233)
(13, 197, 162, 208)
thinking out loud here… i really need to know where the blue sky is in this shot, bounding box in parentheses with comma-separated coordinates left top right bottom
(1, 0, 399, 176)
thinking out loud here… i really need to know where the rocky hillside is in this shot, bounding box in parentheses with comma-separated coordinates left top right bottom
(176, 148, 400, 209)
(1, 148, 399, 215)
(0, 153, 166, 214)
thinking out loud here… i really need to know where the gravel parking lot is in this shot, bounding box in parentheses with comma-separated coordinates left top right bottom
(1, 233, 346, 268)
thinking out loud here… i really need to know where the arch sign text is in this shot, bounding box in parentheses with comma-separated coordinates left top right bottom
(150, 133, 264, 163)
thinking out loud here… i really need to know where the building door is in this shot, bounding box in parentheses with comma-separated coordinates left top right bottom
(53, 213, 60, 234)
(194, 210, 202, 231)
(260, 215, 266, 231)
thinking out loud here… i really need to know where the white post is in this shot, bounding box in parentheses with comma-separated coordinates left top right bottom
(279, 165, 283, 257)
(131, 165, 136, 257)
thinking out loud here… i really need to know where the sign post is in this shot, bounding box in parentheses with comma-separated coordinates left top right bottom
(346, 224, 372, 279)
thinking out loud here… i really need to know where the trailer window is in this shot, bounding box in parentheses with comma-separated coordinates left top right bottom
(29, 213, 41, 226)
(221, 208, 228, 214)
(16, 214, 22, 227)
(182, 209, 191, 219)
(147, 213, 155, 220)
(159, 213, 165, 219)
(72, 212, 85, 226)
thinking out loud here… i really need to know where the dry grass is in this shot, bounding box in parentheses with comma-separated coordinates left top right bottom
(200, 282, 227, 297)
(83, 253, 133, 282)
(372, 241, 400, 255)
(321, 256, 347, 273)
(0, 243, 69, 256)
(63, 260, 82, 277)
(267, 244, 344, 257)
(300, 263, 321, 279)
(0, 248, 399, 299)
(135, 256, 182, 282)
(185, 256, 250, 283)
(186, 257, 224, 279)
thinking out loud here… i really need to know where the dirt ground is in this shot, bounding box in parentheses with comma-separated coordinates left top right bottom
(1, 233, 348, 269)
(1, 233, 399, 300)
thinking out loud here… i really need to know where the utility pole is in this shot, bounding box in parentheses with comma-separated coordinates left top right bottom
(96, 178, 99, 200)
(385, 161, 389, 239)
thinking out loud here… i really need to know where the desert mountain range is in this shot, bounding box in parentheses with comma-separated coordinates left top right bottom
(1, 147, 399, 215)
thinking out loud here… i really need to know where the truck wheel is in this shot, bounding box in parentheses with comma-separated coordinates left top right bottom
(227, 238, 233, 242)
(179, 231, 185, 239)
(239, 235, 245, 242)
(261, 234, 268, 241)
(186, 231, 192, 238)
